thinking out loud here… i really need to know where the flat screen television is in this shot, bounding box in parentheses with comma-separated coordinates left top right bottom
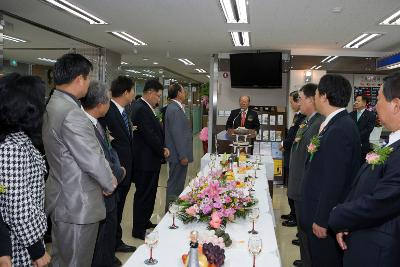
(229, 52, 282, 88)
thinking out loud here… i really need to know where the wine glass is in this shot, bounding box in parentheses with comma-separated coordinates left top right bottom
(168, 202, 179, 229)
(248, 207, 260, 234)
(255, 154, 261, 170)
(144, 229, 159, 265)
(252, 161, 258, 178)
(248, 235, 262, 267)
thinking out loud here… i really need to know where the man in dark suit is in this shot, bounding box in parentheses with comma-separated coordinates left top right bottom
(301, 74, 361, 267)
(349, 95, 376, 163)
(99, 76, 136, 253)
(131, 79, 170, 240)
(281, 91, 306, 227)
(82, 81, 126, 267)
(226, 95, 260, 133)
(288, 84, 324, 267)
(329, 72, 400, 267)
(164, 83, 193, 211)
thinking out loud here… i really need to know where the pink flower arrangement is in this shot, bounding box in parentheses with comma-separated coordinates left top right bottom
(176, 170, 257, 226)
(199, 127, 208, 141)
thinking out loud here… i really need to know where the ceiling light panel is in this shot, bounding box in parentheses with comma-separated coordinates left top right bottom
(343, 33, 383, 49)
(38, 57, 57, 63)
(315, 65, 322, 70)
(178, 58, 195, 65)
(3, 34, 27, 43)
(321, 56, 338, 63)
(380, 9, 400, 25)
(126, 69, 141, 74)
(219, 0, 248, 23)
(230, 32, 250, 46)
(109, 31, 147, 46)
(42, 0, 108, 24)
(121, 61, 128, 65)
(195, 69, 207, 73)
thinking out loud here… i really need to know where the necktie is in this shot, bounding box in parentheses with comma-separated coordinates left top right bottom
(96, 122, 105, 140)
(241, 111, 246, 127)
(357, 111, 361, 121)
(122, 111, 130, 135)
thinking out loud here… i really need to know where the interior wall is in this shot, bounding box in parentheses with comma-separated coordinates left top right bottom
(216, 71, 289, 126)
(288, 70, 326, 124)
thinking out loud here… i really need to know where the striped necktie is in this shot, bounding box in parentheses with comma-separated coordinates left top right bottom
(121, 111, 130, 135)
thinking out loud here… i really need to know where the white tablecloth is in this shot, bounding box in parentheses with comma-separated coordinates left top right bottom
(124, 154, 281, 267)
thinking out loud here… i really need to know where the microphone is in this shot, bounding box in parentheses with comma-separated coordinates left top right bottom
(232, 109, 244, 129)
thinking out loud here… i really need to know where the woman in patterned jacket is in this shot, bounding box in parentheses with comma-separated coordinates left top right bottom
(0, 74, 51, 266)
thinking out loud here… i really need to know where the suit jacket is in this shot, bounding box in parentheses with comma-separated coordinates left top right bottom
(0, 213, 11, 257)
(93, 125, 125, 212)
(43, 90, 114, 224)
(287, 113, 324, 201)
(328, 139, 400, 266)
(164, 101, 193, 163)
(283, 113, 307, 168)
(100, 101, 134, 187)
(131, 99, 165, 172)
(301, 110, 361, 228)
(225, 108, 260, 131)
(349, 109, 376, 152)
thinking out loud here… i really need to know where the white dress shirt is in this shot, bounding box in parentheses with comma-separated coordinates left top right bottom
(83, 110, 98, 127)
(141, 97, 155, 114)
(111, 99, 125, 115)
(319, 108, 346, 133)
(387, 130, 400, 147)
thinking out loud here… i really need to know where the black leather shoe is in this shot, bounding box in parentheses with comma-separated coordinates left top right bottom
(292, 239, 300, 246)
(132, 232, 145, 240)
(146, 222, 158, 229)
(282, 219, 297, 227)
(113, 257, 122, 266)
(115, 242, 136, 253)
(293, 259, 303, 267)
(280, 214, 293, 220)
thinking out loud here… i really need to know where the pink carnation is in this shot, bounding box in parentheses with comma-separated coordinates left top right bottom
(199, 127, 208, 141)
(209, 211, 222, 229)
(308, 143, 316, 153)
(365, 152, 380, 164)
(186, 205, 198, 216)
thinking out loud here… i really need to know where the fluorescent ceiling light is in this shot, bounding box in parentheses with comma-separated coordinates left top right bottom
(109, 31, 147, 46)
(143, 69, 155, 74)
(315, 65, 322, 70)
(153, 62, 159, 65)
(310, 65, 317, 70)
(206, 75, 211, 78)
(143, 58, 149, 61)
(380, 9, 400, 25)
(230, 32, 250, 47)
(43, 0, 107, 24)
(121, 61, 128, 65)
(321, 56, 339, 63)
(343, 33, 382, 49)
(38, 57, 56, 63)
(126, 69, 141, 74)
(3, 34, 27, 43)
(143, 73, 155, 78)
(195, 68, 207, 73)
(178, 58, 195, 66)
(219, 0, 248, 23)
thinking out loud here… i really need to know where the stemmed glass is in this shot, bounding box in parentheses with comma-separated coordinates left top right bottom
(144, 229, 159, 265)
(255, 154, 261, 170)
(168, 202, 179, 229)
(253, 161, 258, 178)
(248, 235, 262, 267)
(248, 207, 260, 234)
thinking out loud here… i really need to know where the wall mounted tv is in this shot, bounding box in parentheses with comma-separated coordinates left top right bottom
(229, 52, 282, 88)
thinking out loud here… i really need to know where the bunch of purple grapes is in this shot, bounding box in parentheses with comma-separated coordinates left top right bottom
(202, 242, 225, 267)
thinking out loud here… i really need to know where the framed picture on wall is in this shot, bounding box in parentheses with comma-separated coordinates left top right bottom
(270, 115, 276, 126)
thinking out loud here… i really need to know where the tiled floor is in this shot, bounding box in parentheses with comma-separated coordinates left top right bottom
(116, 136, 300, 266)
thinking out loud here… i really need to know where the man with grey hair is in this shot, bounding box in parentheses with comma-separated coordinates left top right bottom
(81, 81, 126, 267)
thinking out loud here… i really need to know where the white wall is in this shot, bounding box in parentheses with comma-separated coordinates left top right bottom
(288, 70, 326, 124)
(216, 71, 288, 125)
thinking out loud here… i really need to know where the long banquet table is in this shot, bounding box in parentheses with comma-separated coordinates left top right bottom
(123, 153, 281, 267)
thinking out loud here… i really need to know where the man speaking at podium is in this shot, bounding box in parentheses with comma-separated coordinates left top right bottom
(226, 95, 260, 137)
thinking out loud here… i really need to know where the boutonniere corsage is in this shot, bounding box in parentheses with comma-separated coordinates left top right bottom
(105, 126, 114, 149)
(129, 121, 138, 132)
(154, 111, 163, 123)
(365, 145, 393, 170)
(307, 135, 320, 161)
(299, 123, 306, 129)
(0, 184, 6, 194)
